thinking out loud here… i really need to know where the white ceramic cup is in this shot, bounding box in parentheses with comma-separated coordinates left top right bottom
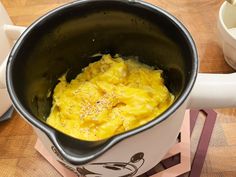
(0, 2, 26, 117)
(218, 1, 236, 70)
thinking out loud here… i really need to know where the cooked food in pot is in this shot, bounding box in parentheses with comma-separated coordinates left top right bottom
(46, 54, 174, 141)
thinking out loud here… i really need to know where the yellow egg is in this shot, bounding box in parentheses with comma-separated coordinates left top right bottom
(46, 54, 174, 141)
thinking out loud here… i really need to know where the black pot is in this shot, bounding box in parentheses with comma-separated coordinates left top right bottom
(6, 0, 197, 175)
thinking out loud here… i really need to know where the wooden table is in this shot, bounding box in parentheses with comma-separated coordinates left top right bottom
(1, 0, 236, 176)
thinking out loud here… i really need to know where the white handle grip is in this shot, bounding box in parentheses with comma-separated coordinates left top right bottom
(4, 24, 26, 41)
(0, 25, 26, 88)
(189, 73, 236, 109)
(0, 57, 7, 88)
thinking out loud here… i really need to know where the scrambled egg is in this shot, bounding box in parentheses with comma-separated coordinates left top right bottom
(46, 54, 174, 141)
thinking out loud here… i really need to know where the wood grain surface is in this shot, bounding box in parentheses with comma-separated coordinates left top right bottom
(1, 0, 236, 176)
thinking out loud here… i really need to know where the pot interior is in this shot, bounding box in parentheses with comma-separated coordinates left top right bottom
(9, 0, 196, 151)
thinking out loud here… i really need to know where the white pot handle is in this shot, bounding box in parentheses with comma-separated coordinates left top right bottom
(0, 24, 26, 89)
(188, 73, 236, 109)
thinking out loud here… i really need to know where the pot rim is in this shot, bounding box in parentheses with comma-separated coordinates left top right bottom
(6, 0, 198, 165)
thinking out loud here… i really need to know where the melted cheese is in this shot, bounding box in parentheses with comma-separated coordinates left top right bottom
(46, 54, 174, 141)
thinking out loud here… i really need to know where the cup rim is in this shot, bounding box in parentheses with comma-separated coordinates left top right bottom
(218, 1, 236, 45)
